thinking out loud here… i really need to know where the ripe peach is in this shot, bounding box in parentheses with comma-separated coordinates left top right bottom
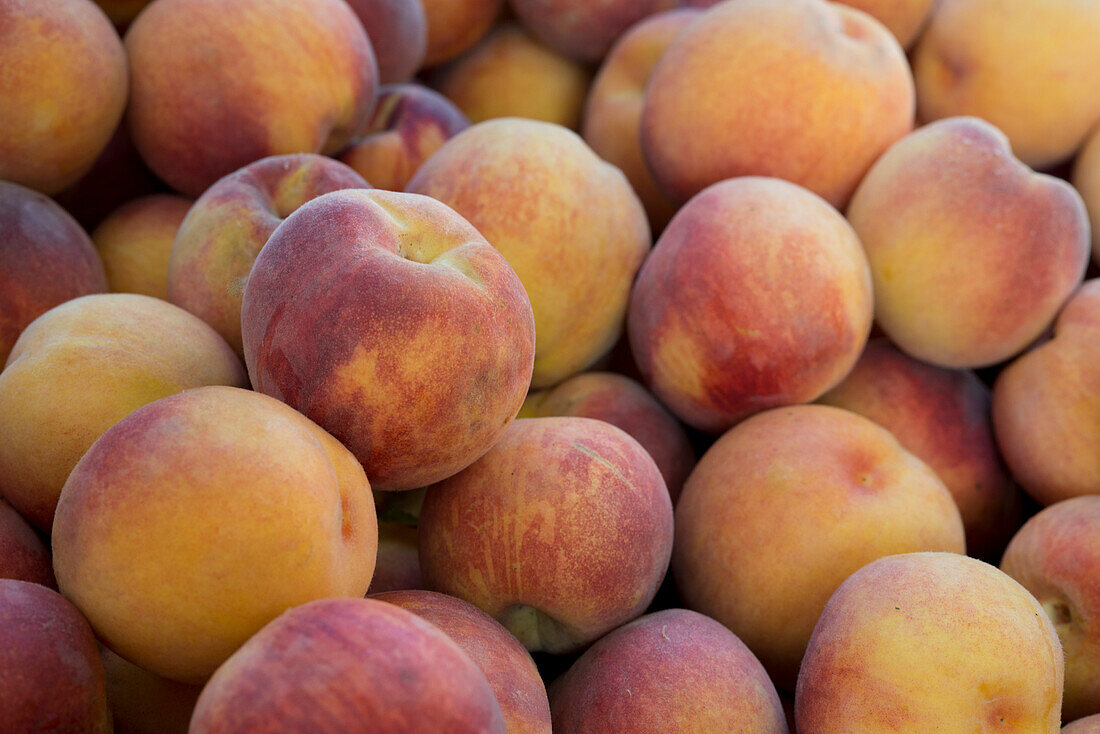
(1073, 125, 1100, 264)
(0, 499, 55, 588)
(511, 0, 679, 62)
(421, 0, 502, 67)
(0, 0, 127, 195)
(408, 118, 650, 388)
(848, 117, 1089, 369)
(641, 0, 914, 208)
(92, 194, 192, 300)
(629, 177, 872, 433)
(345, 0, 427, 84)
(125, 0, 378, 196)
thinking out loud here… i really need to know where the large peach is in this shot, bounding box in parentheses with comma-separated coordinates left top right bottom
(1073, 125, 1100, 264)
(818, 338, 1023, 560)
(0, 499, 55, 588)
(674, 405, 966, 690)
(0, 181, 107, 366)
(0, 294, 246, 531)
(419, 417, 674, 653)
(519, 372, 695, 503)
(421, 0, 502, 67)
(992, 281, 1100, 506)
(430, 24, 591, 130)
(242, 189, 534, 492)
(0, 0, 127, 195)
(345, 0, 427, 84)
(168, 154, 369, 356)
(190, 598, 505, 733)
(641, 0, 914, 208)
(53, 386, 378, 684)
(125, 0, 377, 197)
(338, 84, 470, 192)
(913, 0, 1100, 170)
(582, 8, 700, 233)
(1002, 497, 1100, 722)
(408, 118, 650, 387)
(848, 117, 1089, 369)
(92, 194, 193, 300)
(549, 609, 788, 733)
(373, 590, 552, 734)
(795, 553, 1064, 731)
(629, 177, 872, 434)
(511, 0, 680, 62)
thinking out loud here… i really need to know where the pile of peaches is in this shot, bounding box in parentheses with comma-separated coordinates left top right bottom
(3, 0, 1100, 731)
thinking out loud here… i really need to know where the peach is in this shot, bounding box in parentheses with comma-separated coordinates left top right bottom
(338, 84, 470, 192)
(0, 294, 246, 531)
(0, 580, 111, 733)
(519, 372, 695, 503)
(674, 405, 965, 690)
(0, 0, 127, 195)
(913, 0, 1100, 170)
(190, 598, 506, 732)
(1073, 125, 1100, 264)
(430, 24, 591, 130)
(831, 0, 935, 48)
(795, 553, 1064, 731)
(367, 523, 423, 595)
(629, 177, 872, 434)
(408, 118, 650, 388)
(125, 0, 377, 197)
(848, 117, 1089, 369)
(511, 0, 680, 62)
(992, 280, 1100, 506)
(345, 0, 427, 84)
(549, 608, 789, 733)
(419, 417, 674, 653)
(421, 0, 502, 67)
(1002, 497, 1100, 722)
(242, 189, 535, 492)
(0, 181, 107, 366)
(582, 8, 700, 233)
(92, 194, 193, 300)
(0, 499, 55, 588)
(168, 154, 369, 356)
(373, 590, 552, 734)
(53, 386, 378, 684)
(102, 648, 202, 734)
(641, 0, 914, 208)
(818, 338, 1024, 560)
(1066, 716, 1100, 734)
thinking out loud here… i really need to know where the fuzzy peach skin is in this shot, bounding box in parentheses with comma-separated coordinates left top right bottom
(373, 590, 552, 734)
(124, 0, 377, 197)
(339, 84, 470, 192)
(0, 580, 111, 733)
(102, 648, 202, 734)
(408, 118, 650, 388)
(430, 24, 591, 130)
(1002, 497, 1100, 723)
(849, 117, 1090, 369)
(549, 609, 789, 733)
(0, 294, 246, 531)
(1066, 716, 1100, 733)
(0, 499, 55, 588)
(52, 386, 377, 684)
(992, 280, 1100, 506)
(510, 0, 681, 62)
(795, 553, 1064, 732)
(0, 0, 127, 195)
(421, 0, 502, 67)
(345, 0, 427, 84)
(519, 372, 695, 503)
(190, 598, 506, 733)
(641, 0, 914, 208)
(168, 154, 369, 357)
(419, 417, 674, 653)
(582, 8, 700, 233)
(92, 194, 193, 300)
(674, 405, 965, 691)
(913, 0, 1100, 170)
(0, 180, 107, 366)
(629, 177, 872, 434)
(242, 189, 535, 492)
(818, 338, 1023, 561)
(1073, 126, 1100, 264)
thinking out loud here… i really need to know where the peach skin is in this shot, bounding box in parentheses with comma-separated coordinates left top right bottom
(1073, 125, 1100, 265)
(421, 0, 502, 67)
(92, 194, 193, 300)
(510, 0, 681, 62)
